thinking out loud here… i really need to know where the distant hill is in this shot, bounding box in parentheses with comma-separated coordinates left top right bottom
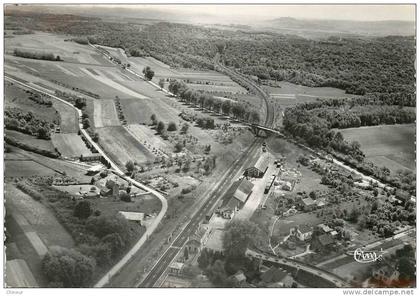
(259, 17, 415, 38)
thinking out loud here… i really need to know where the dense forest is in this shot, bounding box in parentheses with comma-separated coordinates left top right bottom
(5, 11, 415, 97)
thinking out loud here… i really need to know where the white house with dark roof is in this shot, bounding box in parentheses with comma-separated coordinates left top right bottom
(290, 224, 313, 241)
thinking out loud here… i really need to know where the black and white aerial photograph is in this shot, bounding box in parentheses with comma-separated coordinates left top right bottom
(1, 1, 417, 294)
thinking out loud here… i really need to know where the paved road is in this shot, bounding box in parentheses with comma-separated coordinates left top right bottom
(245, 249, 349, 288)
(139, 139, 263, 287)
(4, 75, 169, 288)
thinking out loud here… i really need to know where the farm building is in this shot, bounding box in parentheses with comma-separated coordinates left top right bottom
(290, 224, 313, 241)
(80, 153, 102, 162)
(219, 178, 254, 215)
(245, 154, 270, 178)
(169, 262, 184, 276)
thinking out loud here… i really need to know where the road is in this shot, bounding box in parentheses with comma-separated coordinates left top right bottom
(139, 139, 263, 287)
(245, 249, 349, 288)
(4, 75, 169, 288)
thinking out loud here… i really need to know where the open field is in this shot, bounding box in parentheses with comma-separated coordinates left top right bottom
(4, 31, 111, 65)
(120, 99, 155, 124)
(6, 130, 56, 153)
(5, 146, 92, 182)
(263, 81, 361, 127)
(51, 133, 93, 158)
(340, 124, 415, 172)
(97, 126, 155, 166)
(51, 99, 79, 133)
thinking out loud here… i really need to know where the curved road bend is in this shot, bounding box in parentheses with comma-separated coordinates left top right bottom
(245, 249, 349, 288)
(4, 75, 169, 288)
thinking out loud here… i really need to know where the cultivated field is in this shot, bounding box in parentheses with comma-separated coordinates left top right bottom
(93, 99, 120, 127)
(4, 31, 110, 65)
(51, 133, 93, 158)
(5, 183, 75, 285)
(97, 126, 155, 166)
(340, 124, 416, 172)
(127, 56, 247, 94)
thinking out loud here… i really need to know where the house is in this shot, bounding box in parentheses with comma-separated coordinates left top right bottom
(315, 198, 327, 208)
(168, 262, 184, 276)
(185, 224, 210, 254)
(290, 224, 313, 241)
(260, 266, 294, 287)
(219, 178, 254, 216)
(244, 154, 270, 178)
(372, 264, 400, 286)
(281, 181, 293, 191)
(229, 270, 247, 287)
(300, 197, 316, 212)
(318, 223, 333, 234)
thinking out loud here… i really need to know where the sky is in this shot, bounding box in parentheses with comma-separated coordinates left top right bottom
(92, 4, 416, 23)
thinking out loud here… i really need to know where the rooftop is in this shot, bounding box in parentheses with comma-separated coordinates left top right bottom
(222, 178, 254, 206)
(253, 153, 270, 172)
(301, 197, 315, 206)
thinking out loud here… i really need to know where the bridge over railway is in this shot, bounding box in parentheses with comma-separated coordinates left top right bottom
(246, 249, 349, 288)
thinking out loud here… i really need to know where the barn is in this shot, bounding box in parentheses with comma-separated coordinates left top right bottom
(245, 154, 270, 178)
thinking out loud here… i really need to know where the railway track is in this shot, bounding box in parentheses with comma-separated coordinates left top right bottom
(214, 55, 275, 128)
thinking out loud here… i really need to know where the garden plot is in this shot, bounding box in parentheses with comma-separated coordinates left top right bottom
(97, 126, 155, 166)
(51, 133, 92, 158)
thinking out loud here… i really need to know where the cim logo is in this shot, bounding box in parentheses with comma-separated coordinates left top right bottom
(353, 248, 386, 263)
